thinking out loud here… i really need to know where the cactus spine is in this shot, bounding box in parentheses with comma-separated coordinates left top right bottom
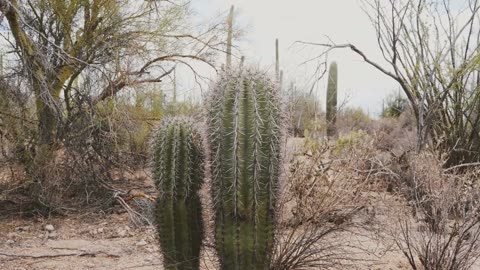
(206, 68, 284, 270)
(152, 117, 204, 270)
(326, 62, 338, 138)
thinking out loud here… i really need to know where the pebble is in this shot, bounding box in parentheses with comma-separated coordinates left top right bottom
(45, 224, 55, 232)
(136, 239, 147, 247)
(48, 231, 58, 239)
(15, 226, 29, 232)
(117, 229, 127, 237)
(6, 239, 14, 245)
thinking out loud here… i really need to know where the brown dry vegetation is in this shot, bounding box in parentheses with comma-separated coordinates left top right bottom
(2, 110, 480, 270)
(1, 1, 480, 269)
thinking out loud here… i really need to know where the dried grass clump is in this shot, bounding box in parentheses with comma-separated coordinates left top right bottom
(271, 140, 370, 270)
(284, 143, 367, 225)
(391, 152, 480, 270)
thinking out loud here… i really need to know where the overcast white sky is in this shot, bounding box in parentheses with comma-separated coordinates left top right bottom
(190, 0, 400, 116)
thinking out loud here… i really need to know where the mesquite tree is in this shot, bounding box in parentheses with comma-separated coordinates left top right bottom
(0, 0, 224, 205)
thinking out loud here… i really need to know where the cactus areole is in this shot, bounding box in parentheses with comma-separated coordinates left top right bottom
(152, 117, 205, 270)
(206, 68, 284, 270)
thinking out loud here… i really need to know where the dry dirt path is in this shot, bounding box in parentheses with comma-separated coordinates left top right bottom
(0, 212, 165, 270)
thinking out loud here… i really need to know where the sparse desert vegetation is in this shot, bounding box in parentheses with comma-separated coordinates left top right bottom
(2, 1, 480, 270)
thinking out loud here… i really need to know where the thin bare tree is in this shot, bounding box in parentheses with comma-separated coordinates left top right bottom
(300, 0, 480, 167)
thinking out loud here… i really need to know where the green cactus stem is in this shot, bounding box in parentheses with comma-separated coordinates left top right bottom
(152, 117, 205, 270)
(206, 67, 285, 270)
(226, 5, 234, 70)
(326, 62, 338, 138)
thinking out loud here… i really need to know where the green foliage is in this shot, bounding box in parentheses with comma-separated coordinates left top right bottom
(337, 107, 371, 133)
(152, 117, 205, 270)
(206, 67, 285, 270)
(288, 89, 322, 137)
(93, 90, 165, 166)
(166, 99, 202, 117)
(381, 92, 408, 118)
(333, 130, 369, 154)
(326, 62, 338, 138)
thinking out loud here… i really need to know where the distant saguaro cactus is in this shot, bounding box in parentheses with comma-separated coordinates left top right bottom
(226, 5, 234, 70)
(206, 67, 285, 270)
(152, 117, 204, 270)
(275, 38, 280, 81)
(326, 62, 338, 138)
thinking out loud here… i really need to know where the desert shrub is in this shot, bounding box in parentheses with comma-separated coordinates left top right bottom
(272, 139, 369, 270)
(373, 110, 416, 152)
(288, 91, 322, 138)
(336, 107, 371, 135)
(381, 92, 408, 118)
(94, 90, 166, 167)
(390, 152, 480, 270)
(166, 99, 202, 117)
(332, 130, 370, 155)
(0, 82, 166, 214)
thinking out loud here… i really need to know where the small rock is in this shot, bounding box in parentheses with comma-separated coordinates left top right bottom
(16, 226, 29, 232)
(115, 208, 127, 215)
(6, 239, 15, 245)
(117, 229, 126, 237)
(45, 224, 55, 232)
(97, 228, 104, 233)
(136, 239, 147, 247)
(48, 231, 58, 239)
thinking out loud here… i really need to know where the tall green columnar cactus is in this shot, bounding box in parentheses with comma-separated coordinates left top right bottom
(226, 5, 234, 70)
(206, 68, 284, 270)
(275, 38, 280, 81)
(152, 117, 204, 270)
(326, 62, 338, 138)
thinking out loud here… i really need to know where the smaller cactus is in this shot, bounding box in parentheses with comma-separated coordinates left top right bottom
(152, 117, 205, 270)
(326, 62, 338, 138)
